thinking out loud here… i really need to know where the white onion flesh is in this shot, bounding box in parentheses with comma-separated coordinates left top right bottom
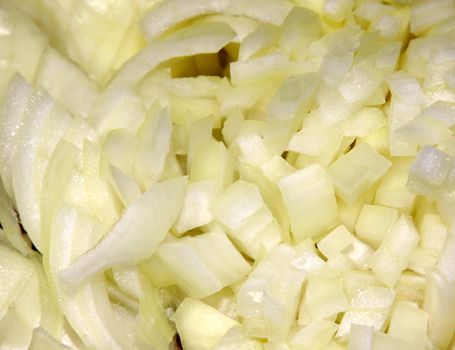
(0, 1, 455, 350)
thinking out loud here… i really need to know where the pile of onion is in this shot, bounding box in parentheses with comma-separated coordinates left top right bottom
(0, 0, 454, 349)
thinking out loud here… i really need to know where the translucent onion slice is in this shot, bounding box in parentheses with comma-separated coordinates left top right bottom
(111, 21, 236, 88)
(35, 48, 100, 119)
(60, 176, 187, 287)
(0, 74, 32, 199)
(49, 204, 133, 350)
(141, 0, 231, 39)
(12, 89, 72, 251)
(30, 328, 72, 350)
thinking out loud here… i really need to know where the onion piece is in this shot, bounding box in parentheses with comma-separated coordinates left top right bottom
(35, 48, 100, 119)
(410, 0, 455, 35)
(12, 89, 72, 251)
(141, 0, 230, 39)
(134, 273, 175, 349)
(318, 225, 372, 269)
(212, 326, 263, 350)
(212, 180, 282, 258)
(368, 215, 420, 287)
(289, 319, 338, 350)
(0, 74, 32, 199)
(239, 23, 279, 61)
(30, 328, 72, 350)
(388, 301, 428, 349)
(0, 176, 32, 255)
(371, 331, 414, 350)
(190, 139, 234, 187)
(328, 142, 392, 205)
(299, 272, 348, 323)
(49, 204, 133, 350)
(102, 128, 138, 177)
(156, 232, 251, 298)
(236, 243, 323, 341)
(349, 324, 374, 350)
(226, 0, 294, 26)
(174, 178, 222, 234)
(134, 106, 173, 190)
(424, 270, 455, 349)
(108, 165, 142, 207)
(59, 176, 187, 287)
(1, 265, 41, 348)
(407, 145, 452, 196)
(278, 164, 338, 241)
(111, 21, 236, 88)
(175, 298, 239, 350)
(375, 157, 416, 212)
(81, 140, 121, 226)
(40, 140, 81, 257)
(2, 9, 48, 87)
(337, 285, 395, 337)
(0, 244, 34, 319)
(268, 73, 319, 121)
(355, 205, 398, 249)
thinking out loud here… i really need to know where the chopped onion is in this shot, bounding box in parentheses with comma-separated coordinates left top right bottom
(1, 1, 455, 349)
